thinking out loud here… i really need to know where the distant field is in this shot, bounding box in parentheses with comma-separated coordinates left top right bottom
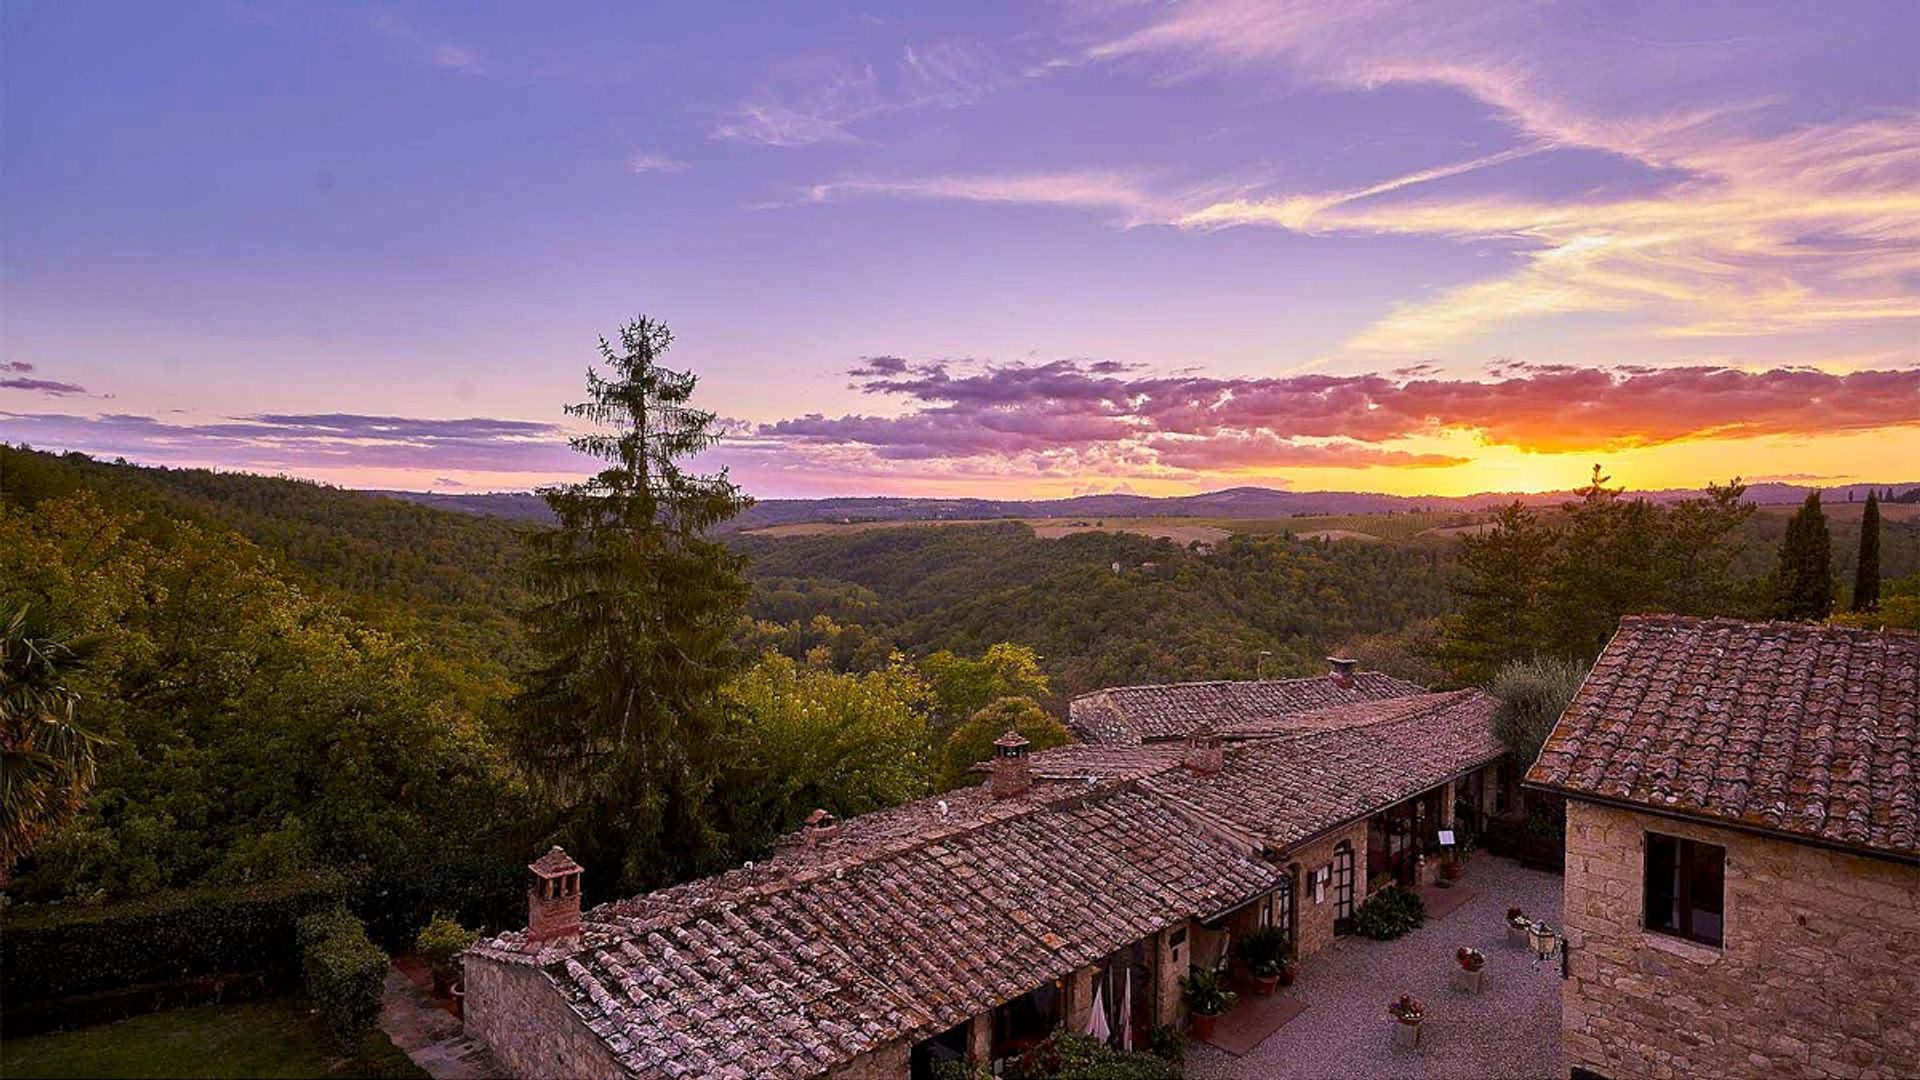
(744, 509, 1494, 545)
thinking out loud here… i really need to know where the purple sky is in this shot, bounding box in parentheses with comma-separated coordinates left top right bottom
(4, 1, 1917, 497)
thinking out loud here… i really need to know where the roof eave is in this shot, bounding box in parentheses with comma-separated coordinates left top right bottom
(1525, 782, 1920, 867)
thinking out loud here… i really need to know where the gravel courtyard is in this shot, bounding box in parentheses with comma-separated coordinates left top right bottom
(1188, 857, 1566, 1080)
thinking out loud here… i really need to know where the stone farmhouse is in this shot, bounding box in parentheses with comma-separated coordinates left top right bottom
(463, 663, 1515, 1079)
(1527, 616, 1919, 1080)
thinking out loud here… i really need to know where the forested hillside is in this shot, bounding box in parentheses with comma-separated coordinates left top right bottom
(737, 525, 1455, 693)
(0, 448, 534, 667)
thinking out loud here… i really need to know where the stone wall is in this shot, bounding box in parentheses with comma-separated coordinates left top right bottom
(1283, 820, 1369, 961)
(1561, 800, 1920, 1080)
(463, 955, 628, 1080)
(828, 1040, 909, 1079)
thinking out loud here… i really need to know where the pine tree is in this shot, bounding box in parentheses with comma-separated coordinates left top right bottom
(1852, 491, 1881, 612)
(1774, 492, 1833, 620)
(514, 317, 752, 893)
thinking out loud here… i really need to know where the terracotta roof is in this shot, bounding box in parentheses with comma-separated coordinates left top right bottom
(1526, 616, 1919, 861)
(468, 684, 1502, 1079)
(1141, 690, 1503, 849)
(1067, 671, 1428, 744)
(473, 783, 1280, 1079)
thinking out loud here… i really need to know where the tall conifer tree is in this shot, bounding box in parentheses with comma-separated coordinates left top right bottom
(1774, 492, 1833, 620)
(515, 317, 751, 893)
(1852, 491, 1881, 612)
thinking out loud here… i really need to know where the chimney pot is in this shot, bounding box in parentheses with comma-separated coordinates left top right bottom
(1184, 720, 1224, 775)
(526, 846, 583, 946)
(803, 808, 840, 846)
(1327, 656, 1359, 688)
(990, 730, 1032, 800)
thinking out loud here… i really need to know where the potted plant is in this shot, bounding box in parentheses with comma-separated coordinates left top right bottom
(1388, 992, 1425, 1048)
(1180, 966, 1237, 1040)
(1453, 945, 1487, 994)
(1507, 907, 1531, 947)
(1455, 947, 1485, 972)
(1235, 926, 1291, 996)
(416, 914, 480, 998)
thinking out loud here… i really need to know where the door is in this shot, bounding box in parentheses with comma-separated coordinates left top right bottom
(1333, 841, 1356, 933)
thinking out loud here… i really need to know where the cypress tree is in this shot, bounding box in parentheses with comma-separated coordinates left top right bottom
(1852, 491, 1881, 612)
(514, 317, 752, 894)
(1775, 492, 1833, 620)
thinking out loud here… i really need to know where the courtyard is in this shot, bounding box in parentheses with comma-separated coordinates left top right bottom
(1188, 857, 1566, 1080)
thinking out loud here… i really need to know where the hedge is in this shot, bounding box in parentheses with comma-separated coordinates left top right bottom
(1, 872, 347, 1007)
(299, 909, 389, 1052)
(1352, 883, 1427, 940)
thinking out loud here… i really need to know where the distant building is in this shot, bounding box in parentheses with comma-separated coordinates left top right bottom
(1527, 616, 1919, 1080)
(463, 666, 1512, 1079)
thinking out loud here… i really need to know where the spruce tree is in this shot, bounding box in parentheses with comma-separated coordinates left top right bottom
(1852, 491, 1881, 612)
(515, 317, 752, 893)
(1775, 492, 1833, 620)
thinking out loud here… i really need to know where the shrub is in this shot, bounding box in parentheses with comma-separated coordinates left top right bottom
(1234, 925, 1290, 978)
(1146, 1024, 1185, 1070)
(930, 1061, 992, 1080)
(1352, 884, 1426, 940)
(1177, 966, 1235, 1017)
(1006, 1029, 1178, 1080)
(299, 909, 388, 1052)
(414, 914, 479, 987)
(1, 871, 345, 1006)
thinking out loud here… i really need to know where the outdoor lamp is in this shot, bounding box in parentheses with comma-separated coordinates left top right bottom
(1529, 920, 1560, 967)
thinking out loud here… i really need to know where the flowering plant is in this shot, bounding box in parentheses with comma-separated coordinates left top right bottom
(1507, 907, 1529, 929)
(1388, 993, 1424, 1024)
(1455, 947, 1485, 972)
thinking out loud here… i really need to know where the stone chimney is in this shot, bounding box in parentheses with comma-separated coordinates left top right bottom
(1327, 656, 1359, 689)
(990, 730, 1032, 800)
(527, 846, 583, 945)
(1183, 720, 1223, 775)
(802, 808, 841, 847)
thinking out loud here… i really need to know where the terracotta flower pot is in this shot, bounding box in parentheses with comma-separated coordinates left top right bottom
(1250, 974, 1279, 996)
(1191, 1012, 1219, 1040)
(1279, 965, 1297, 988)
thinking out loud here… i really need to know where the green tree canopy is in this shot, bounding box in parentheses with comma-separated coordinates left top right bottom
(512, 317, 752, 894)
(919, 643, 1051, 736)
(1853, 491, 1881, 612)
(0, 604, 103, 880)
(1, 493, 521, 926)
(935, 696, 1071, 792)
(1487, 657, 1589, 770)
(1774, 492, 1835, 620)
(720, 653, 932, 846)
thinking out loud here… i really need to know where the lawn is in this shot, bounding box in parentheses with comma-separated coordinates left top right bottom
(0, 999, 423, 1079)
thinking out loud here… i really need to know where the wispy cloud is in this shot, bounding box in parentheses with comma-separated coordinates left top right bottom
(372, 12, 488, 77)
(1051, 0, 1920, 352)
(716, 39, 1020, 148)
(805, 170, 1169, 225)
(3, 412, 574, 473)
(628, 152, 690, 174)
(0, 361, 88, 396)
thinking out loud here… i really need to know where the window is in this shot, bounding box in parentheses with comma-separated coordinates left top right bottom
(1643, 832, 1724, 946)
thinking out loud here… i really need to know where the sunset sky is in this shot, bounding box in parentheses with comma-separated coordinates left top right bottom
(4, 1, 1917, 497)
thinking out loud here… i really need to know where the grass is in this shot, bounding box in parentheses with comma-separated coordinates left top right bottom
(0, 999, 424, 1080)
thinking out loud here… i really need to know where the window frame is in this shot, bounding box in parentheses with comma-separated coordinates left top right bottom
(1642, 831, 1725, 947)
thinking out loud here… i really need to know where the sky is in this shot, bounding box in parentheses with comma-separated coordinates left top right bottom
(3, 0, 1918, 498)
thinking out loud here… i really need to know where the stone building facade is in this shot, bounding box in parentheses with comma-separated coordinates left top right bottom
(1560, 801, 1919, 1079)
(1530, 616, 1920, 1080)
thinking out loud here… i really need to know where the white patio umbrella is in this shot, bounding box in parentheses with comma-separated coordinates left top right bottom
(1119, 976, 1134, 1051)
(1085, 982, 1111, 1042)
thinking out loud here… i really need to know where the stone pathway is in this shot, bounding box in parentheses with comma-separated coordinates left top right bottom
(379, 968, 505, 1079)
(1187, 857, 1565, 1080)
